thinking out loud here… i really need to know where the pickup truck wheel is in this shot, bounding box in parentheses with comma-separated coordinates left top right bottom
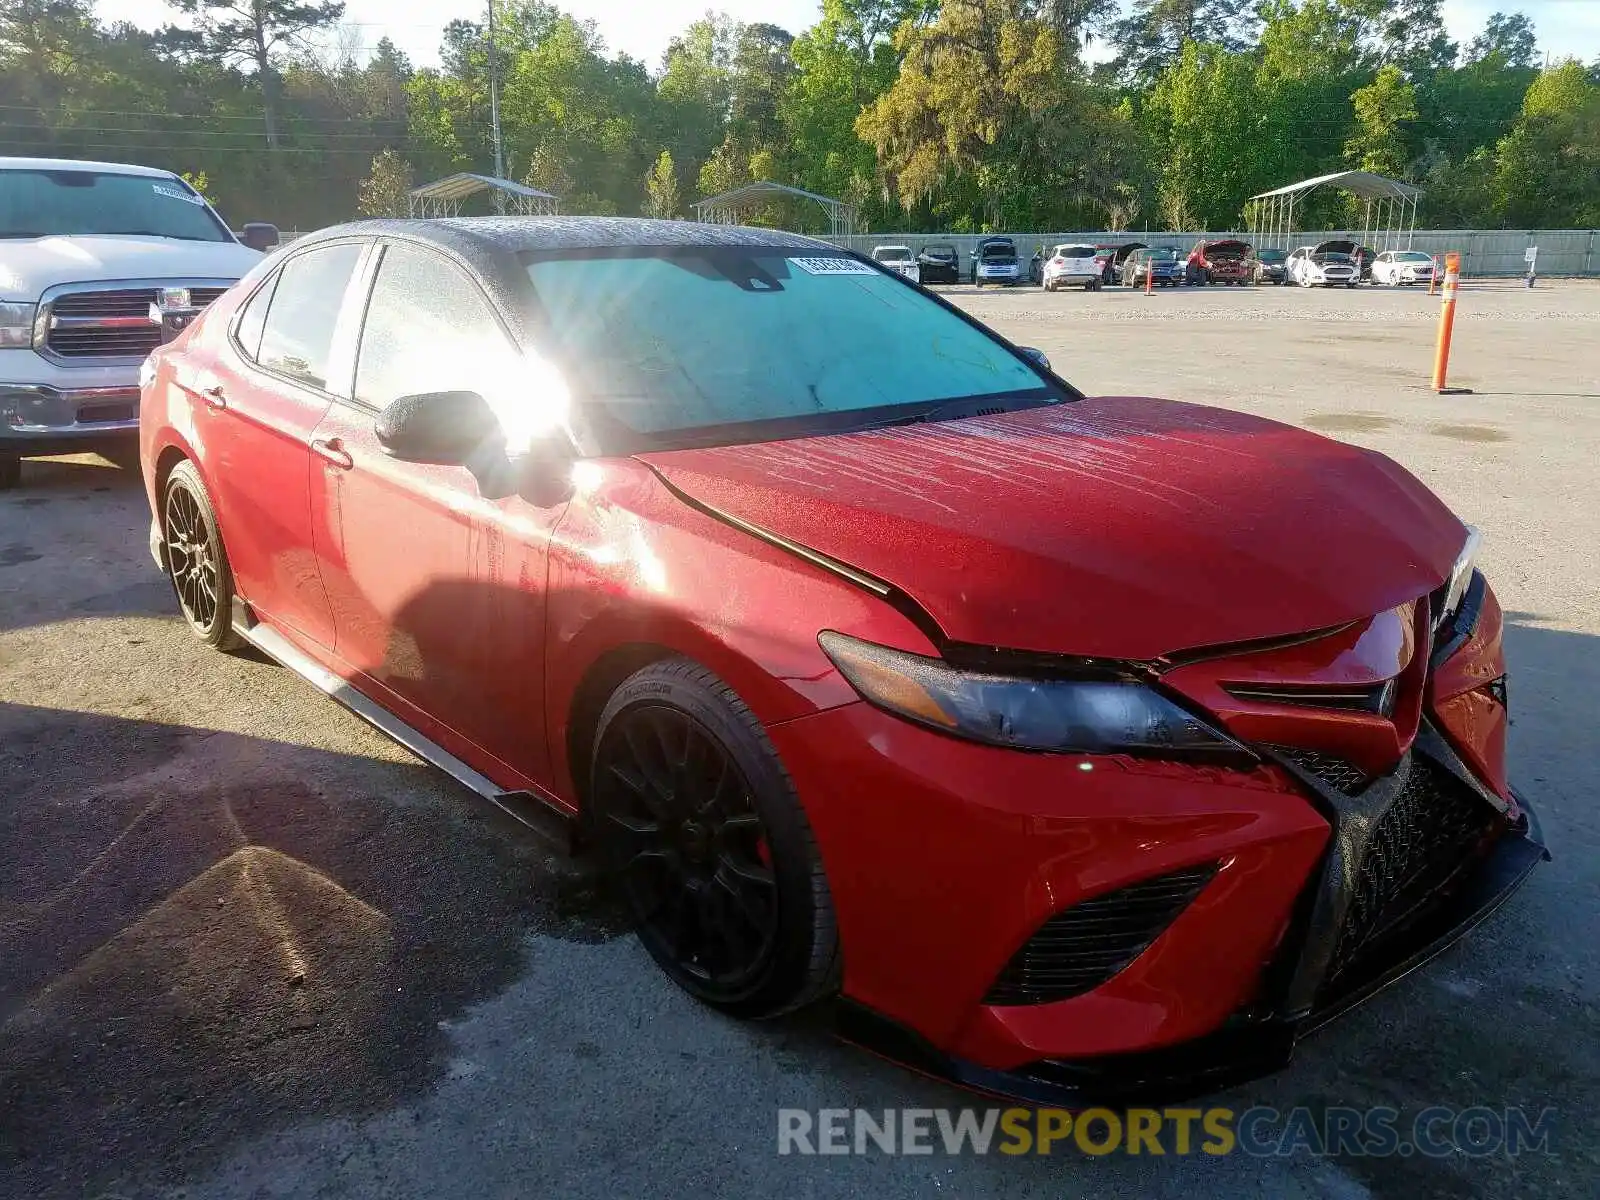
(0, 454, 19, 491)
(162, 460, 242, 652)
(591, 658, 840, 1018)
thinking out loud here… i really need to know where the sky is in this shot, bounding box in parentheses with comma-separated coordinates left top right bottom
(90, 0, 1600, 72)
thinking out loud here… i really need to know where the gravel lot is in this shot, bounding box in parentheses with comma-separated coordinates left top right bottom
(2, 279, 1596, 1200)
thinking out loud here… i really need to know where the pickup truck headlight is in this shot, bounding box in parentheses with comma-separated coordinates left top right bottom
(818, 631, 1244, 756)
(0, 301, 37, 348)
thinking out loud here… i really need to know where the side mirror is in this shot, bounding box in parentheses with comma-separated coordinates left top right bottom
(376, 390, 504, 465)
(240, 222, 280, 252)
(1017, 346, 1051, 371)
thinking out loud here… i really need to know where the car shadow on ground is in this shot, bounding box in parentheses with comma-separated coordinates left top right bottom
(0, 701, 625, 1199)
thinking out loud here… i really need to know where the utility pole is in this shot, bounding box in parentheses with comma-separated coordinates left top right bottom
(487, 0, 504, 182)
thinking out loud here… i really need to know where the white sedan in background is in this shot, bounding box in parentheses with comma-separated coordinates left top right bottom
(871, 244, 921, 284)
(1041, 244, 1103, 291)
(1371, 250, 1438, 286)
(1287, 246, 1359, 288)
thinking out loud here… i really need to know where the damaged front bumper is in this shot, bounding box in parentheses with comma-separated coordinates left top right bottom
(837, 769, 1548, 1107)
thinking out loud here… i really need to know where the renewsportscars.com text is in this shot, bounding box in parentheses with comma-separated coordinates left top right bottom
(776, 1106, 1556, 1158)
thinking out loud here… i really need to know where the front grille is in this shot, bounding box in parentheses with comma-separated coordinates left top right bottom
(985, 864, 1217, 1006)
(45, 286, 228, 359)
(1326, 758, 1503, 988)
(1270, 745, 1371, 795)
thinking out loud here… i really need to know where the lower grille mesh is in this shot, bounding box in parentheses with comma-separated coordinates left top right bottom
(985, 864, 1217, 1006)
(1271, 745, 1370, 795)
(1326, 758, 1502, 987)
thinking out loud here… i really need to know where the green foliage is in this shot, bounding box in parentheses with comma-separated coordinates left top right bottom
(356, 147, 412, 216)
(1346, 64, 1418, 175)
(0, 0, 1593, 233)
(643, 149, 680, 217)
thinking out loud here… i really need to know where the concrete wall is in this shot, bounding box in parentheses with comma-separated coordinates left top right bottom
(824, 229, 1600, 276)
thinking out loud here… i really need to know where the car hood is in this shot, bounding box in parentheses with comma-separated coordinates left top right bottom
(0, 235, 261, 300)
(638, 398, 1465, 661)
(1204, 241, 1251, 259)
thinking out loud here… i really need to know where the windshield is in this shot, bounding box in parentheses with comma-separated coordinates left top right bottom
(0, 168, 232, 241)
(922, 246, 955, 259)
(980, 244, 1016, 261)
(874, 248, 912, 262)
(1316, 252, 1355, 264)
(1258, 250, 1287, 263)
(524, 248, 1064, 452)
(1056, 246, 1096, 259)
(1395, 252, 1433, 263)
(1149, 248, 1181, 261)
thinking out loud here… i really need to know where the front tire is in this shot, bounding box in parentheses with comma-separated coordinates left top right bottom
(590, 658, 840, 1018)
(162, 460, 242, 651)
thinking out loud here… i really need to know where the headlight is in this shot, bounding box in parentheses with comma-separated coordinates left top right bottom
(0, 301, 36, 348)
(818, 631, 1245, 757)
(1435, 526, 1482, 632)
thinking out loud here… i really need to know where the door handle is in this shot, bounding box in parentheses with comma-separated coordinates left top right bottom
(310, 437, 354, 470)
(200, 384, 226, 410)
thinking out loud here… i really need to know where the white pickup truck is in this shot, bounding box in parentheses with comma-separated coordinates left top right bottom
(0, 157, 277, 488)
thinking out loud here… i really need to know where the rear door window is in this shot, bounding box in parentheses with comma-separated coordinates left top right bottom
(255, 243, 364, 390)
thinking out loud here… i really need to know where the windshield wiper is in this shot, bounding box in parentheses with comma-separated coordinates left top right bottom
(844, 395, 1056, 433)
(97, 230, 215, 241)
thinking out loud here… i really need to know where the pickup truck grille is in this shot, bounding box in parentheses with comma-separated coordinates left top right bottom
(45, 286, 229, 359)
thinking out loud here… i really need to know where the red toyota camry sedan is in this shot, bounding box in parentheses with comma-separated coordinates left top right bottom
(139, 218, 1545, 1102)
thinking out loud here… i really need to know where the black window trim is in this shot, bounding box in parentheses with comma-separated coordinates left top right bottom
(226, 235, 376, 401)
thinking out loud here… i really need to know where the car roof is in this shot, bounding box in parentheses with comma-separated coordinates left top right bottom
(872, 244, 911, 251)
(302, 216, 836, 256)
(0, 155, 178, 179)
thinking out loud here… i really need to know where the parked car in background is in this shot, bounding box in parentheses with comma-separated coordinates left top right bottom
(1041, 244, 1102, 291)
(1091, 242, 1145, 285)
(1287, 246, 1359, 288)
(1122, 246, 1184, 288)
(971, 237, 1021, 286)
(0, 155, 275, 489)
(1371, 249, 1437, 286)
(1253, 248, 1289, 285)
(917, 243, 961, 284)
(871, 244, 920, 284)
(1186, 239, 1253, 286)
(140, 215, 1539, 1106)
(1306, 239, 1375, 281)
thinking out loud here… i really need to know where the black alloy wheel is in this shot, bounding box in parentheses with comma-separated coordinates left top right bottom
(162, 461, 241, 650)
(591, 659, 839, 1017)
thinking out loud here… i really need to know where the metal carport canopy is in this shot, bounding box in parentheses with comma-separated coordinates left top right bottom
(408, 173, 559, 217)
(1248, 170, 1421, 202)
(1245, 170, 1423, 251)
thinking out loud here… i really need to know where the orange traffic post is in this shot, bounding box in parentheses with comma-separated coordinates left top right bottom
(1431, 252, 1471, 394)
(1144, 257, 1155, 296)
(1428, 256, 1440, 296)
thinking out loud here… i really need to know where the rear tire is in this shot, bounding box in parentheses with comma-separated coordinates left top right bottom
(0, 454, 19, 491)
(161, 460, 242, 651)
(590, 658, 840, 1018)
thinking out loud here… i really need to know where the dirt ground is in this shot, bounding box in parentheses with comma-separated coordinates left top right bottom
(1, 278, 1596, 1200)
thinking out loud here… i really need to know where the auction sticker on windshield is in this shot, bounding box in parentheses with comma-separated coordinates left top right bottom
(789, 257, 876, 276)
(152, 182, 205, 204)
